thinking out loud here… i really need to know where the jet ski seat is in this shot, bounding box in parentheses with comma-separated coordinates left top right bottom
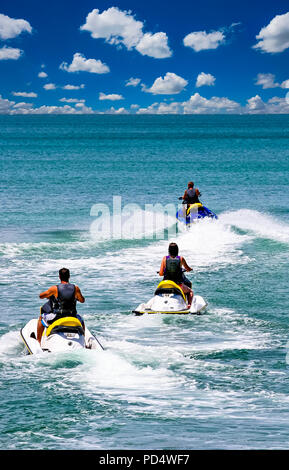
(154, 280, 186, 302)
(46, 317, 84, 337)
(186, 203, 203, 216)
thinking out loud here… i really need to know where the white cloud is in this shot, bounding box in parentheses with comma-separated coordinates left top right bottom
(62, 84, 85, 90)
(80, 7, 172, 58)
(184, 30, 225, 51)
(143, 72, 188, 95)
(80, 7, 143, 49)
(125, 77, 141, 87)
(246, 95, 266, 112)
(254, 12, 289, 53)
(246, 95, 289, 113)
(0, 13, 32, 40)
(135, 32, 172, 58)
(43, 83, 56, 90)
(282, 79, 289, 89)
(255, 73, 289, 89)
(10, 104, 95, 115)
(60, 53, 110, 74)
(0, 46, 22, 60)
(12, 91, 37, 98)
(137, 101, 182, 114)
(182, 93, 241, 114)
(13, 102, 33, 109)
(38, 71, 48, 78)
(196, 72, 216, 87)
(137, 93, 241, 114)
(104, 106, 129, 114)
(5, 94, 289, 114)
(255, 73, 279, 89)
(0, 94, 15, 113)
(59, 98, 85, 103)
(99, 92, 124, 101)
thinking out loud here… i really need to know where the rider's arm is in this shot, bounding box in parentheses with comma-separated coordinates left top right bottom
(75, 285, 85, 303)
(181, 257, 192, 272)
(182, 190, 188, 200)
(39, 285, 57, 299)
(159, 256, 166, 276)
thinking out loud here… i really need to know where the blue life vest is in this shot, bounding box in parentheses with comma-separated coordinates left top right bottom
(56, 283, 77, 316)
(185, 188, 199, 204)
(163, 256, 183, 284)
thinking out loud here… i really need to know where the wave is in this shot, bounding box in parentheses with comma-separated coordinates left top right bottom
(0, 331, 24, 357)
(2, 209, 287, 289)
(0, 239, 97, 258)
(0, 208, 177, 258)
(220, 209, 289, 244)
(174, 216, 252, 270)
(0, 209, 254, 286)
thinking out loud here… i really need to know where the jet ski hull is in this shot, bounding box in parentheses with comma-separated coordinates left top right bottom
(176, 203, 217, 225)
(20, 317, 103, 355)
(133, 281, 207, 315)
(134, 295, 207, 315)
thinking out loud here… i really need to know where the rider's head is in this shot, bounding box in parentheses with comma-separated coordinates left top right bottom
(59, 267, 70, 282)
(188, 181, 194, 189)
(168, 242, 179, 257)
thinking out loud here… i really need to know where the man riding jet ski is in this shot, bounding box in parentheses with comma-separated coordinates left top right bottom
(182, 181, 201, 206)
(159, 242, 193, 307)
(37, 267, 85, 343)
(176, 181, 217, 225)
(20, 268, 103, 354)
(133, 243, 207, 315)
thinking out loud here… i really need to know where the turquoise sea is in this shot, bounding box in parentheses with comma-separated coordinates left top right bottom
(1, 114, 289, 450)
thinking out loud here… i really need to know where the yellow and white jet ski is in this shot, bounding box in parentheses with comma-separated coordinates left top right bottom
(133, 280, 207, 315)
(20, 316, 104, 354)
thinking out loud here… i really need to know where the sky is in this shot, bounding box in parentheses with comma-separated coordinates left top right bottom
(0, 0, 289, 114)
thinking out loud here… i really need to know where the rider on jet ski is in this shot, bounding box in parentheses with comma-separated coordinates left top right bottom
(37, 268, 85, 343)
(159, 243, 193, 308)
(181, 181, 201, 207)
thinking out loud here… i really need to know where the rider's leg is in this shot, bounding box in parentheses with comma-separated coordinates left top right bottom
(181, 284, 194, 308)
(37, 316, 44, 343)
(182, 274, 192, 288)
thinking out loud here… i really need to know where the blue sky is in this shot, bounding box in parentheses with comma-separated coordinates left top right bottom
(0, 0, 288, 114)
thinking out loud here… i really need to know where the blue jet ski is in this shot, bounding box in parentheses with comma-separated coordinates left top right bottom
(176, 202, 218, 225)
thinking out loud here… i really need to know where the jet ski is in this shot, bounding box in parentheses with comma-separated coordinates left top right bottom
(20, 316, 104, 354)
(176, 202, 217, 225)
(133, 280, 207, 315)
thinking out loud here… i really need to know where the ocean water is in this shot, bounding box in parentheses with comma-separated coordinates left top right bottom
(0, 114, 289, 450)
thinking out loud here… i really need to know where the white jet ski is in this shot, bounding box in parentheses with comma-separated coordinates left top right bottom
(20, 316, 104, 354)
(133, 280, 207, 315)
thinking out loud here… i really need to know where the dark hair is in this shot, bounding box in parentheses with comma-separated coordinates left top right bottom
(188, 181, 194, 188)
(59, 267, 70, 282)
(168, 242, 179, 257)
